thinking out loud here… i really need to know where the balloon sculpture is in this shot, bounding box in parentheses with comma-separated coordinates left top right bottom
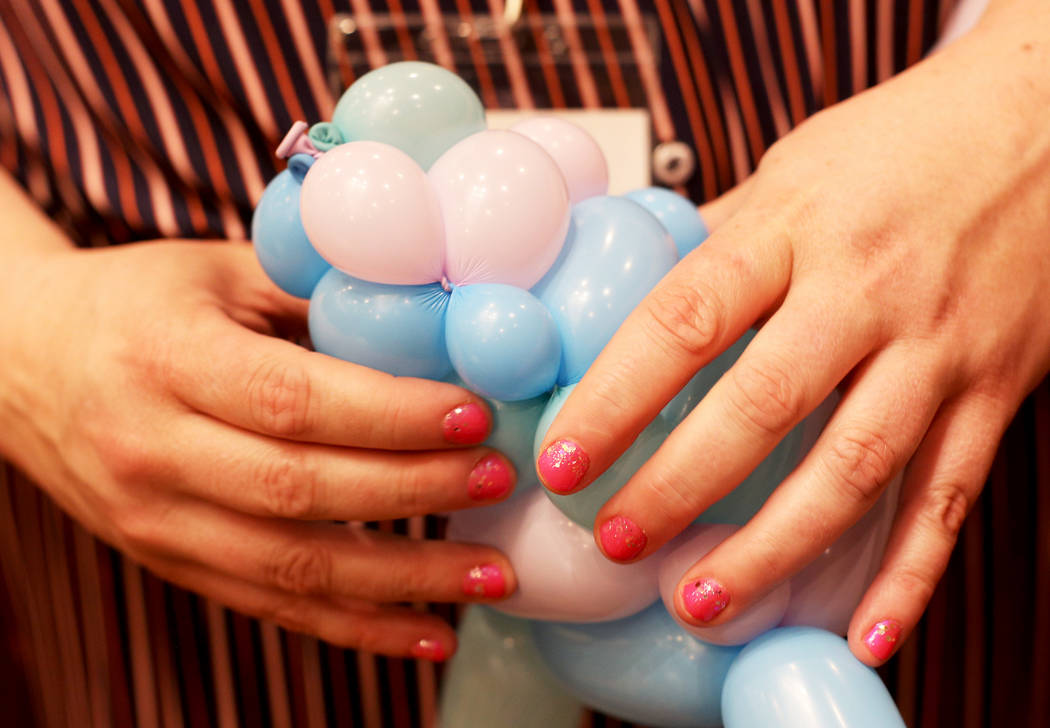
(253, 61, 906, 728)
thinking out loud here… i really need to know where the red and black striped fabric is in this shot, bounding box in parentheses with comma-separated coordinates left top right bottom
(1, 2, 1047, 727)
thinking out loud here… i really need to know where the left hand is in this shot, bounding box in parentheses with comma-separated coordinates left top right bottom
(536, 4, 1050, 665)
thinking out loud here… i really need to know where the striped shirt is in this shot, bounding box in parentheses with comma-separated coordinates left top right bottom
(1, 2, 1048, 727)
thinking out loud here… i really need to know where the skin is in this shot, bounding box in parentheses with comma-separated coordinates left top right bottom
(0, 172, 518, 660)
(539, 1, 1050, 666)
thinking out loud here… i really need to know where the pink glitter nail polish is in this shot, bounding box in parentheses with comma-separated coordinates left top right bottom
(863, 619, 902, 661)
(681, 578, 730, 622)
(410, 639, 448, 662)
(462, 564, 506, 599)
(598, 515, 647, 561)
(442, 403, 489, 445)
(537, 439, 590, 494)
(467, 454, 514, 500)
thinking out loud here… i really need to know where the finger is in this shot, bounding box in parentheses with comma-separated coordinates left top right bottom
(536, 216, 792, 495)
(847, 393, 1007, 666)
(153, 558, 457, 660)
(697, 176, 754, 232)
(167, 414, 516, 520)
(662, 342, 944, 627)
(135, 500, 517, 605)
(593, 284, 882, 561)
(168, 310, 492, 449)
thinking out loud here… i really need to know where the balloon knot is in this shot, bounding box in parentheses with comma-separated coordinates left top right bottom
(440, 276, 454, 293)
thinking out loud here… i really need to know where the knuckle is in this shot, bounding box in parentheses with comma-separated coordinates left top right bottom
(888, 562, 937, 608)
(257, 448, 321, 519)
(725, 355, 805, 437)
(246, 358, 314, 438)
(266, 541, 333, 596)
(641, 465, 702, 522)
(93, 429, 167, 485)
(824, 428, 897, 505)
(267, 598, 313, 636)
(644, 280, 725, 359)
(920, 480, 972, 538)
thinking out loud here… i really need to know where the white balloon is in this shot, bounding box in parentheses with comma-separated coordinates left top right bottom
(659, 524, 790, 646)
(447, 487, 660, 623)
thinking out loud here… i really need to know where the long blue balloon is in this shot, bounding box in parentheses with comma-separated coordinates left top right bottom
(722, 627, 906, 728)
(309, 270, 452, 380)
(446, 283, 561, 401)
(532, 196, 678, 386)
(251, 159, 331, 299)
(532, 602, 741, 728)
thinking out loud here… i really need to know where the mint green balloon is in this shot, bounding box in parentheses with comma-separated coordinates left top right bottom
(332, 61, 486, 170)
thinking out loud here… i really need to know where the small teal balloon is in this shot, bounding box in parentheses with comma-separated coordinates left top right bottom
(532, 602, 741, 728)
(332, 61, 486, 170)
(535, 384, 672, 528)
(532, 196, 678, 387)
(446, 284, 561, 402)
(722, 627, 906, 728)
(625, 186, 709, 258)
(657, 329, 807, 526)
(251, 160, 330, 298)
(309, 269, 452, 379)
(440, 607, 583, 728)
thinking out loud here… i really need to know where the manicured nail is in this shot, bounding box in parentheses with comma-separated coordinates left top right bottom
(599, 515, 647, 561)
(443, 403, 489, 445)
(537, 439, 590, 494)
(681, 578, 730, 622)
(467, 454, 514, 500)
(462, 564, 507, 599)
(410, 638, 448, 662)
(863, 619, 902, 661)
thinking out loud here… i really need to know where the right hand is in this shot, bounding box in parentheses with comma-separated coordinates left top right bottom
(0, 240, 518, 660)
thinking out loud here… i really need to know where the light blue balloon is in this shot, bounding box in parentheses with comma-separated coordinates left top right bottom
(485, 395, 548, 496)
(532, 603, 741, 728)
(532, 196, 678, 387)
(309, 269, 452, 379)
(658, 329, 807, 526)
(251, 159, 330, 298)
(722, 627, 906, 728)
(625, 187, 709, 259)
(331, 61, 486, 170)
(535, 383, 672, 527)
(440, 607, 583, 728)
(446, 284, 561, 402)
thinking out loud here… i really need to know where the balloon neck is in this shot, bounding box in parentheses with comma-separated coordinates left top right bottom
(440, 276, 454, 293)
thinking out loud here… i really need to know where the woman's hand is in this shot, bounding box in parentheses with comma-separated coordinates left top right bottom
(0, 240, 518, 661)
(537, 5, 1050, 664)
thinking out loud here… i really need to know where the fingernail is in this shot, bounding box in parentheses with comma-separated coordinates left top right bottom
(443, 403, 489, 445)
(467, 454, 514, 500)
(863, 619, 902, 661)
(537, 439, 590, 494)
(598, 515, 647, 561)
(410, 638, 448, 662)
(462, 564, 506, 599)
(681, 578, 730, 622)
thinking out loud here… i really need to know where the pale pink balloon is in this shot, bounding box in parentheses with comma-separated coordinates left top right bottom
(658, 524, 790, 646)
(429, 130, 570, 289)
(299, 141, 445, 285)
(447, 488, 660, 623)
(509, 117, 609, 204)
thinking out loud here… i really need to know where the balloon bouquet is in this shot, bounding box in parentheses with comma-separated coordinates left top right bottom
(253, 61, 906, 728)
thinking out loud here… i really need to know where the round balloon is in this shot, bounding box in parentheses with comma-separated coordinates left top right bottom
(446, 487, 660, 623)
(659, 524, 790, 646)
(308, 269, 452, 379)
(251, 160, 330, 298)
(531, 196, 678, 386)
(510, 116, 609, 204)
(331, 61, 486, 170)
(299, 141, 445, 285)
(532, 602, 741, 728)
(721, 627, 906, 728)
(446, 284, 561, 402)
(430, 130, 570, 289)
(536, 383, 672, 528)
(625, 186, 709, 259)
